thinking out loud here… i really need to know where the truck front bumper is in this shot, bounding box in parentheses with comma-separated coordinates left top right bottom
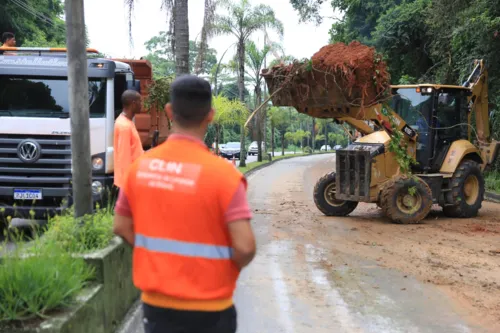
(0, 175, 115, 221)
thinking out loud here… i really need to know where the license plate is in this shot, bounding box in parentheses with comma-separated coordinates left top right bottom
(13, 189, 43, 200)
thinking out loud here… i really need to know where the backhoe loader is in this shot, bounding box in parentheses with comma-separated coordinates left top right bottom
(263, 59, 499, 224)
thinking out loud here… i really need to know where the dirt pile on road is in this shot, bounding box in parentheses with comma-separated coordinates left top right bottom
(262, 41, 391, 118)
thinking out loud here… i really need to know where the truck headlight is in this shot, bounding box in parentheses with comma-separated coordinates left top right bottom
(92, 181, 103, 195)
(92, 157, 104, 170)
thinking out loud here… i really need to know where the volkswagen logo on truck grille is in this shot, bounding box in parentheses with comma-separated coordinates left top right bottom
(17, 139, 42, 163)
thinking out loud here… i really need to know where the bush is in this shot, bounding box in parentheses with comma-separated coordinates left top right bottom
(0, 241, 93, 321)
(303, 146, 312, 154)
(485, 171, 500, 193)
(39, 207, 114, 254)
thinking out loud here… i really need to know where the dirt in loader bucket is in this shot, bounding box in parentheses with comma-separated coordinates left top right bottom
(261, 41, 391, 119)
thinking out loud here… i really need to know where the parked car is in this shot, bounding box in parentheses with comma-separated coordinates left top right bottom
(248, 141, 265, 156)
(220, 142, 241, 159)
(334, 145, 343, 150)
(320, 145, 332, 151)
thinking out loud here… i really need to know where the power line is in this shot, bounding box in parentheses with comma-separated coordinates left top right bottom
(9, 0, 64, 31)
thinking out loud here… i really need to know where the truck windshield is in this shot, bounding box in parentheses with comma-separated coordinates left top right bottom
(0, 76, 106, 118)
(390, 88, 433, 132)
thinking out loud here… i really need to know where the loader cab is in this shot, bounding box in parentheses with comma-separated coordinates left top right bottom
(390, 85, 470, 172)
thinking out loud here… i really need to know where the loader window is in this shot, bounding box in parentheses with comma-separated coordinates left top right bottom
(391, 88, 434, 170)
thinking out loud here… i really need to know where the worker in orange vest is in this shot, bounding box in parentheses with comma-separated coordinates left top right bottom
(113, 75, 256, 333)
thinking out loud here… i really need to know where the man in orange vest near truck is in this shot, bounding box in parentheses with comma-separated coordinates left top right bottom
(113, 75, 256, 333)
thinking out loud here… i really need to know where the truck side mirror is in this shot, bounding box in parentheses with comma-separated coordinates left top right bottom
(126, 80, 141, 93)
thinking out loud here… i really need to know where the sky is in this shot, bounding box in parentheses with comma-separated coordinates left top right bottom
(83, 0, 341, 61)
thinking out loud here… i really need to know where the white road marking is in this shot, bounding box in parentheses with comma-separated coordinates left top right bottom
(269, 241, 296, 333)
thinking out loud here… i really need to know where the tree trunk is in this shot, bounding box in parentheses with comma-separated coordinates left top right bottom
(237, 38, 246, 165)
(255, 84, 262, 162)
(65, 0, 93, 218)
(175, 0, 189, 76)
(237, 38, 245, 102)
(239, 125, 246, 167)
(324, 121, 328, 151)
(271, 126, 275, 157)
(215, 124, 220, 155)
(281, 132, 285, 156)
(194, 0, 215, 75)
(312, 118, 315, 152)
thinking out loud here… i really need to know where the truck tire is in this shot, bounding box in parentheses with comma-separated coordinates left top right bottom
(443, 160, 484, 218)
(381, 175, 433, 224)
(313, 172, 358, 216)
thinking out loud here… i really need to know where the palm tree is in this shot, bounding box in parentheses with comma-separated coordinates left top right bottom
(194, 0, 218, 75)
(244, 40, 275, 161)
(126, 0, 189, 76)
(175, 0, 189, 75)
(213, 0, 283, 167)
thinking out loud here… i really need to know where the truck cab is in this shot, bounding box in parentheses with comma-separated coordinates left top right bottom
(0, 48, 167, 221)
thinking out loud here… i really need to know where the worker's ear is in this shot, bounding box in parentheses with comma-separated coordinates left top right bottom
(165, 103, 174, 122)
(206, 108, 215, 124)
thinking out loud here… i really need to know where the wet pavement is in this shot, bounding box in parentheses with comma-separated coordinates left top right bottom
(234, 154, 484, 333)
(119, 154, 492, 333)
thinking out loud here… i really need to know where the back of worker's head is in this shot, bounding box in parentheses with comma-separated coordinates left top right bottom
(1, 32, 15, 46)
(166, 75, 213, 128)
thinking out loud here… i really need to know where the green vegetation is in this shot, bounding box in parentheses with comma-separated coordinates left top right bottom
(38, 207, 114, 254)
(0, 205, 114, 322)
(0, 0, 67, 47)
(485, 171, 500, 193)
(0, 239, 93, 321)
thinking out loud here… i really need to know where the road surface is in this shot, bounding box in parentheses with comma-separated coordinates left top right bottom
(118, 154, 500, 333)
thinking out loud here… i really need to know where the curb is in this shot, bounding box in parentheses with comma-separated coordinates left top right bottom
(485, 191, 500, 203)
(243, 152, 334, 177)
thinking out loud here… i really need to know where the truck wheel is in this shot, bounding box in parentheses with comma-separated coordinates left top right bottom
(381, 176, 432, 224)
(443, 160, 484, 218)
(313, 172, 358, 216)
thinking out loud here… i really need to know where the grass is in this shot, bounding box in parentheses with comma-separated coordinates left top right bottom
(35, 207, 114, 254)
(485, 171, 500, 193)
(0, 237, 94, 322)
(0, 204, 115, 322)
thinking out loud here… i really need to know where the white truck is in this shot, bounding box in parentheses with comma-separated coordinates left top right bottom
(0, 47, 168, 223)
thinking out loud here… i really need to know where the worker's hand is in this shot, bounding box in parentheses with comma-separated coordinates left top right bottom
(228, 219, 256, 270)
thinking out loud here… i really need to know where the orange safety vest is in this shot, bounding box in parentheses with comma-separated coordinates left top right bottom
(124, 136, 245, 311)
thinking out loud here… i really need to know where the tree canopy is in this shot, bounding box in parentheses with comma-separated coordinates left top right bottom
(0, 0, 66, 47)
(144, 33, 218, 78)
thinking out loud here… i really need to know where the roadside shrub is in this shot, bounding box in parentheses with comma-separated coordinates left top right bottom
(0, 241, 93, 321)
(39, 207, 114, 253)
(485, 171, 500, 193)
(303, 146, 312, 154)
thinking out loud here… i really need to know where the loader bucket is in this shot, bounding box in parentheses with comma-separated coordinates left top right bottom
(261, 41, 391, 119)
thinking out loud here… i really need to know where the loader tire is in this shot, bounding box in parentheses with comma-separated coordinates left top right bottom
(443, 160, 484, 218)
(381, 175, 433, 224)
(313, 172, 358, 216)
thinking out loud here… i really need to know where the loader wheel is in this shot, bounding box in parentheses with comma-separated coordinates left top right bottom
(313, 172, 358, 216)
(443, 160, 484, 218)
(381, 176, 433, 224)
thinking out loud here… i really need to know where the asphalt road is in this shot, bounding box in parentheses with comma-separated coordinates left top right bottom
(118, 154, 493, 333)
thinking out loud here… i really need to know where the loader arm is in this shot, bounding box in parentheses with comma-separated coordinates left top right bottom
(463, 59, 500, 168)
(310, 103, 417, 142)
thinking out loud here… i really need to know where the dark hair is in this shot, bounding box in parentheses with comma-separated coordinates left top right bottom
(121, 90, 141, 108)
(1, 32, 14, 44)
(170, 75, 212, 127)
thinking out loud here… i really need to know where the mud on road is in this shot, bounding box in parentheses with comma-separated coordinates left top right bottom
(241, 153, 500, 332)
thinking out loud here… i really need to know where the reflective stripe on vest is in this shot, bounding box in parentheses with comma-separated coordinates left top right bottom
(135, 234, 233, 260)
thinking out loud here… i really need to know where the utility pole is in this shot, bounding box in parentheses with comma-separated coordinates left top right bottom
(65, 0, 93, 218)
